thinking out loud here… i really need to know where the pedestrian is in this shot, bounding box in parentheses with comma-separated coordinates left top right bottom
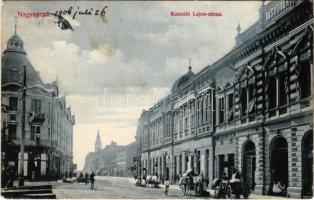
(90, 171, 95, 189)
(164, 175, 170, 196)
(31, 170, 35, 181)
(85, 172, 89, 185)
(5, 166, 15, 188)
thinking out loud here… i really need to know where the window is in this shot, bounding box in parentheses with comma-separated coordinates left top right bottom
(9, 113, 16, 121)
(30, 125, 40, 141)
(268, 76, 277, 110)
(219, 97, 225, 123)
(207, 93, 211, 122)
(8, 124, 17, 140)
(198, 99, 202, 126)
(31, 99, 41, 113)
(203, 96, 207, 123)
(9, 97, 18, 111)
(241, 88, 247, 116)
(152, 126, 155, 144)
(174, 113, 177, 134)
(227, 93, 234, 121)
(299, 61, 311, 99)
(248, 85, 255, 114)
(191, 103, 195, 129)
(179, 112, 183, 133)
(278, 72, 287, 106)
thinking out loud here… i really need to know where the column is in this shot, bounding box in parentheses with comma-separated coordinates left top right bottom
(188, 154, 192, 171)
(254, 133, 265, 195)
(287, 129, 303, 198)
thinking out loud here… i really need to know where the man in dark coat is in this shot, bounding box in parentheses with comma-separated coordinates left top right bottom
(85, 172, 89, 185)
(90, 171, 95, 189)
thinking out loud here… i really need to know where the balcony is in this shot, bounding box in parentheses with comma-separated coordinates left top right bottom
(29, 112, 46, 124)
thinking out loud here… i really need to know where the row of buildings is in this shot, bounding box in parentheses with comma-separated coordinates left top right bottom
(136, 0, 313, 198)
(1, 29, 75, 184)
(83, 131, 137, 177)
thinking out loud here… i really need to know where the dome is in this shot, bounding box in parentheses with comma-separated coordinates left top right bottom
(171, 66, 195, 93)
(6, 34, 25, 54)
(2, 34, 43, 88)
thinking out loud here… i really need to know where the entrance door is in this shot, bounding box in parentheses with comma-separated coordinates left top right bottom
(166, 167, 169, 180)
(179, 154, 182, 175)
(302, 131, 313, 197)
(174, 156, 177, 180)
(270, 136, 288, 190)
(191, 155, 195, 172)
(196, 151, 200, 174)
(227, 154, 234, 179)
(243, 141, 256, 190)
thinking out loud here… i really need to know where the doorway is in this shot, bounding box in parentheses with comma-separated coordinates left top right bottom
(302, 131, 313, 198)
(270, 136, 288, 190)
(243, 140, 256, 190)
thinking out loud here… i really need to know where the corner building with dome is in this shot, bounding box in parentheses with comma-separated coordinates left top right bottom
(1, 31, 75, 181)
(136, 1, 313, 198)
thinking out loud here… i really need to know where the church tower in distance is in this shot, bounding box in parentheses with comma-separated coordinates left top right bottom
(95, 129, 102, 152)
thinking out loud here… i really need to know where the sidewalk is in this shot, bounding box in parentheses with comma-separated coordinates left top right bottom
(127, 179, 293, 199)
(24, 180, 62, 186)
(9, 177, 77, 188)
(127, 178, 181, 189)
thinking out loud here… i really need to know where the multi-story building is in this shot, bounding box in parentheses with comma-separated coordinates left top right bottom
(1, 31, 75, 181)
(115, 150, 127, 177)
(136, 0, 313, 198)
(83, 134, 137, 177)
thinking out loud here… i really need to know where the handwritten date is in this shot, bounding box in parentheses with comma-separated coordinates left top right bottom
(54, 6, 108, 20)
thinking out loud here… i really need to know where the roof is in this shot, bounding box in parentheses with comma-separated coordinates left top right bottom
(171, 66, 195, 93)
(2, 34, 43, 88)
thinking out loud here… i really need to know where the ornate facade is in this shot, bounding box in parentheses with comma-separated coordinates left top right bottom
(1, 32, 75, 182)
(136, 0, 313, 198)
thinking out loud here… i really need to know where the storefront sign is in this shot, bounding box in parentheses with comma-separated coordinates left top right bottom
(265, 1, 296, 22)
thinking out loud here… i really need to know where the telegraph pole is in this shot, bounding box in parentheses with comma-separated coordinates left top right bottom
(18, 65, 26, 186)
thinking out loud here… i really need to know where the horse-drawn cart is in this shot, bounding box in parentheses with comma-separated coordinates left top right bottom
(229, 181, 250, 198)
(212, 178, 250, 199)
(179, 171, 206, 197)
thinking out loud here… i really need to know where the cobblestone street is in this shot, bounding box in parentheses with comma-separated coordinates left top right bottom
(53, 176, 192, 199)
(50, 176, 289, 199)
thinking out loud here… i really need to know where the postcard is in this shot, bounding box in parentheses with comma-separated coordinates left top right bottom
(1, 0, 313, 199)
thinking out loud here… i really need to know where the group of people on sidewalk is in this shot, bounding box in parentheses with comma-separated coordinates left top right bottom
(135, 168, 210, 197)
(135, 172, 171, 196)
(78, 171, 96, 189)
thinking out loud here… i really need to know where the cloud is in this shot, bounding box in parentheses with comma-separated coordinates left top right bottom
(2, 1, 261, 170)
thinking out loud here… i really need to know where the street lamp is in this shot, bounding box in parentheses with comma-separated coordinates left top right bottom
(18, 65, 27, 186)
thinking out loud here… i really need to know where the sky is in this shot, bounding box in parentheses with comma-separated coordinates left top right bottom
(1, 1, 261, 170)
